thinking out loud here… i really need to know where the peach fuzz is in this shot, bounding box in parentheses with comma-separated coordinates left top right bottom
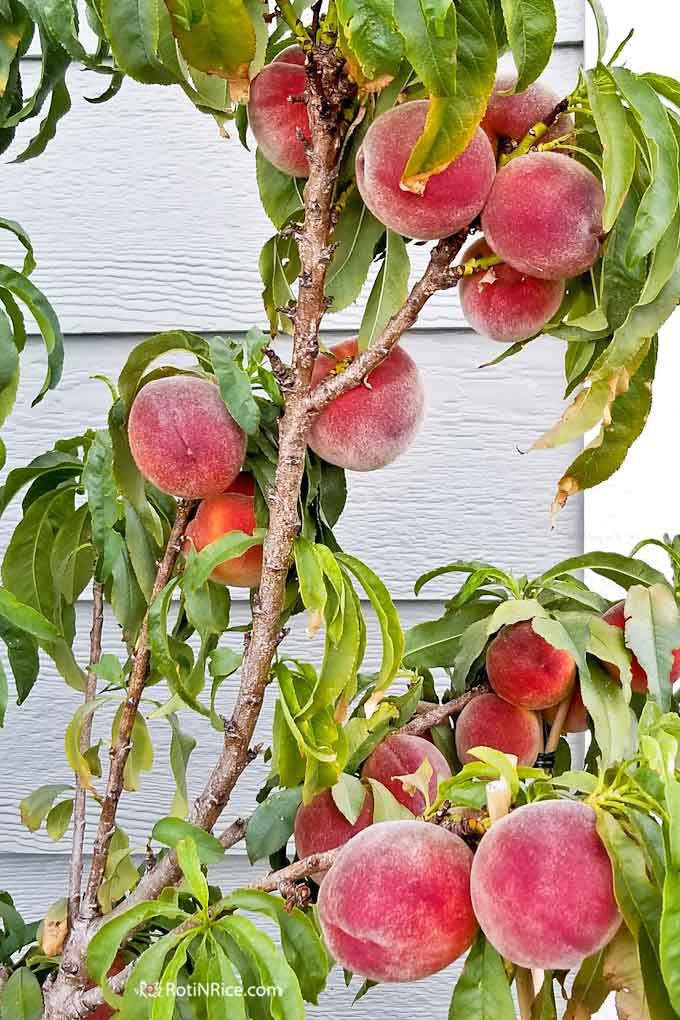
(602, 601, 680, 695)
(361, 733, 451, 815)
(482, 70, 574, 145)
(248, 46, 309, 176)
(482, 151, 604, 280)
(471, 800, 621, 969)
(294, 786, 373, 873)
(184, 492, 262, 588)
(127, 376, 246, 499)
(455, 692, 544, 766)
(356, 100, 496, 241)
(318, 821, 477, 982)
(486, 619, 576, 711)
(308, 338, 424, 472)
(544, 686, 589, 733)
(459, 238, 565, 343)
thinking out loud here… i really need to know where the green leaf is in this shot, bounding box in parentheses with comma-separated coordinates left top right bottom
(118, 330, 208, 410)
(51, 504, 94, 604)
(404, 602, 496, 670)
(535, 550, 667, 591)
(152, 817, 225, 864)
(224, 890, 330, 1005)
(0, 449, 82, 517)
(246, 786, 302, 863)
(449, 933, 515, 1020)
(338, 553, 403, 700)
(183, 531, 264, 590)
(325, 190, 384, 314)
(0, 657, 6, 727)
(336, 0, 403, 83)
(0, 968, 42, 1020)
(123, 501, 156, 602)
(219, 914, 305, 1020)
(294, 537, 327, 618)
(165, 0, 256, 100)
(661, 869, 680, 1014)
(100, 0, 178, 84)
(204, 935, 248, 1020)
(611, 67, 679, 262)
(624, 583, 680, 711)
(564, 950, 608, 1019)
(19, 783, 72, 832)
(0, 588, 60, 643)
(208, 335, 260, 435)
(118, 929, 190, 1020)
(331, 773, 367, 825)
(46, 797, 74, 841)
(176, 836, 209, 908)
(586, 66, 635, 232)
(0, 218, 35, 276)
(166, 711, 197, 817)
(585, 0, 608, 63)
(0, 616, 39, 707)
(112, 705, 154, 792)
(596, 810, 662, 950)
(260, 232, 300, 336)
(500, 0, 556, 93)
(15, 75, 71, 163)
(152, 936, 193, 1020)
(0, 264, 63, 405)
(398, 0, 496, 191)
(255, 149, 304, 229)
(64, 695, 115, 789)
(393, 0, 457, 97)
(357, 231, 410, 351)
(366, 778, 414, 821)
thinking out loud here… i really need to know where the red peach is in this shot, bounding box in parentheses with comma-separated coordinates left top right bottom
(318, 821, 477, 982)
(459, 238, 565, 343)
(248, 48, 309, 176)
(601, 601, 680, 695)
(470, 800, 621, 969)
(361, 733, 451, 815)
(127, 376, 246, 499)
(482, 152, 604, 280)
(486, 620, 577, 711)
(544, 686, 589, 733)
(184, 492, 262, 588)
(227, 472, 256, 497)
(356, 100, 496, 241)
(308, 338, 425, 472)
(455, 692, 544, 766)
(482, 70, 574, 145)
(294, 786, 373, 879)
(89, 954, 127, 1020)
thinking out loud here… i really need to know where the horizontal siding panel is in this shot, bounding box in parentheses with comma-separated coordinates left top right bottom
(1, 50, 582, 336)
(2, 331, 582, 601)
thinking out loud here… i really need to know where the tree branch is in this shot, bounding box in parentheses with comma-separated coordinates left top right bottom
(399, 684, 490, 736)
(81, 500, 195, 919)
(68, 580, 104, 927)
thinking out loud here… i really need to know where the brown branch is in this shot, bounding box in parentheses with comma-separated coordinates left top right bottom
(254, 850, 339, 891)
(0, 965, 8, 996)
(81, 500, 195, 919)
(399, 684, 490, 736)
(68, 580, 104, 927)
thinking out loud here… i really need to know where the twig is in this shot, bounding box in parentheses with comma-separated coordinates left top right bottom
(399, 685, 490, 736)
(516, 967, 536, 1020)
(545, 696, 571, 754)
(253, 849, 339, 891)
(81, 500, 195, 919)
(68, 580, 104, 927)
(499, 97, 571, 166)
(0, 965, 8, 996)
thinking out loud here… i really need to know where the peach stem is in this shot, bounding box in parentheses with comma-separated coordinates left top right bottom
(516, 968, 536, 1020)
(545, 697, 571, 754)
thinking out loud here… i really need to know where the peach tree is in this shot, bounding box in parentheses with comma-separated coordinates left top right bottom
(0, 1, 680, 1018)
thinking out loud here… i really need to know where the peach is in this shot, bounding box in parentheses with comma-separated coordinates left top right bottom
(544, 686, 589, 733)
(184, 492, 262, 588)
(482, 152, 604, 280)
(601, 601, 680, 695)
(482, 70, 574, 145)
(89, 954, 127, 1020)
(486, 620, 576, 711)
(127, 376, 246, 499)
(459, 238, 565, 343)
(308, 338, 424, 472)
(471, 800, 621, 969)
(361, 733, 451, 815)
(455, 692, 544, 766)
(294, 786, 373, 873)
(227, 472, 256, 497)
(318, 821, 477, 982)
(248, 47, 309, 176)
(356, 101, 496, 241)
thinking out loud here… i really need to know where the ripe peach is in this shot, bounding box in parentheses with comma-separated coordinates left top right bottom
(127, 376, 246, 499)
(601, 601, 680, 695)
(227, 471, 256, 497)
(471, 800, 621, 969)
(248, 47, 309, 176)
(318, 821, 477, 982)
(294, 786, 373, 875)
(356, 100, 496, 241)
(486, 620, 576, 711)
(455, 692, 544, 766)
(184, 492, 262, 588)
(482, 152, 604, 280)
(459, 238, 565, 343)
(308, 338, 425, 472)
(482, 70, 574, 145)
(544, 686, 589, 733)
(361, 733, 451, 815)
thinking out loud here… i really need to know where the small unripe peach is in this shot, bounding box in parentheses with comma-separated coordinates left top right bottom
(127, 376, 246, 499)
(471, 801, 621, 969)
(318, 821, 477, 982)
(184, 491, 262, 588)
(309, 338, 425, 472)
(482, 71, 574, 145)
(361, 733, 451, 815)
(459, 238, 565, 343)
(356, 100, 496, 241)
(248, 47, 309, 176)
(455, 692, 544, 766)
(482, 152, 604, 280)
(486, 620, 577, 710)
